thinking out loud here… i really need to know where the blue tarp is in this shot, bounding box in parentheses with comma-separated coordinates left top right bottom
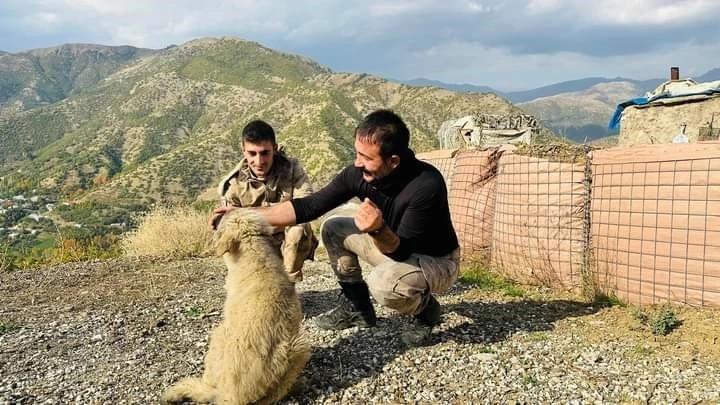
(608, 88, 720, 131)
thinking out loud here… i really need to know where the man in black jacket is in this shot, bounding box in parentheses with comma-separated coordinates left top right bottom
(211, 109, 460, 346)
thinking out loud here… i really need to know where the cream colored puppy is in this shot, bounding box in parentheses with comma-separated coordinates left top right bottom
(162, 209, 310, 405)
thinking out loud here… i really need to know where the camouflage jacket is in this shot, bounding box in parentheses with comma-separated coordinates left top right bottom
(217, 151, 312, 208)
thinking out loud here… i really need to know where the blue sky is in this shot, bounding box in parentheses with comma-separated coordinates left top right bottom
(1, 0, 718, 90)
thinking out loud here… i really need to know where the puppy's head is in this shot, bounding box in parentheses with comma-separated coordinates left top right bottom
(212, 208, 274, 256)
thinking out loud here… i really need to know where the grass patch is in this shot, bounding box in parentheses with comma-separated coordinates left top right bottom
(121, 204, 213, 259)
(522, 373, 541, 386)
(525, 332, 550, 342)
(185, 305, 205, 318)
(459, 264, 525, 297)
(594, 293, 626, 308)
(1, 245, 14, 272)
(0, 320, 18, 335)
(633, 344, 654, 356)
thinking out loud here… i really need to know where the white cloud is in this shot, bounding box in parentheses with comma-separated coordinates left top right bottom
(598, 0, 718, 25)
(464, 1, 497, 13)
(526, 0, 720, 26)
(0, 0, 718, 90)
(391, 38, 720, 89)
(19, 12, 60, 32)
(526, 0, 564, 13)
(62, 0, 145, 15)
(368, 1, 425, 17)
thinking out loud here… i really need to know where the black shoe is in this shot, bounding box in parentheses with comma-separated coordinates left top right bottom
(315, 282, 377, 330)
(401, 295, 441, 346)
(315, 294, 373, 330)
(400, 321, 433, 346)
(416, 295, 441, 327)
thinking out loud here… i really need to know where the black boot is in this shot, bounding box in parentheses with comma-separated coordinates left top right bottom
(315, 281, 377, 330)
(401, 295, 441, 346)
(416, 294, 441, 327)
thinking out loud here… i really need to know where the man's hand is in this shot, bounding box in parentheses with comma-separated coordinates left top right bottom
(356, 198, 399, 254)
(210, 201, 297, 231)
(354, 198, 383, 233)
(210, 206, 235, 230)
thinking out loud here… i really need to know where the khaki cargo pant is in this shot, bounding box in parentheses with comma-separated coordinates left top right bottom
(269, 223, 318, 282)
(321, 216, 460, 316)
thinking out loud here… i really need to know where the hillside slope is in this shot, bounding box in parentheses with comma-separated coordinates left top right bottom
(518, 82, 642, 142)
(0, 37, 528, 206)
(0, 44, 156, 116)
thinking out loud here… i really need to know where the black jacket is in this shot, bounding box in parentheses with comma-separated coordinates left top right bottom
(291, 151, 459, 261)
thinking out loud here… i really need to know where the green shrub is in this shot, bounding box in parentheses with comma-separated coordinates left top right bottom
(650, 308, 680, 336)
(0, 319, 17, 334)
(630, 305, 681, 336)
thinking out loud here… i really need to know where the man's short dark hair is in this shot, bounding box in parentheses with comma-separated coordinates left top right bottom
(355, 109, 410, 158)
(242, 120, 276, 145)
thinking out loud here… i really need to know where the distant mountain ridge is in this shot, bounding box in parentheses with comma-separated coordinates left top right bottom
(401, 78, 496, 95)
(517, 82, 640, 142)
(403, 68, 720, 102)
(401, 68, 720, 142)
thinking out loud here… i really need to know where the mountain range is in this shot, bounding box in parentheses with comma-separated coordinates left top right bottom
(404, 69, 720, 103)
(4, 37, 717, 210)
(403, 68, 720, 141)
(0, 38, 540, 210)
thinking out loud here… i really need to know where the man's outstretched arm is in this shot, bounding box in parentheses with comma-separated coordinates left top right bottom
(211, 166, 355, 231)
(210, 200, 297, 230)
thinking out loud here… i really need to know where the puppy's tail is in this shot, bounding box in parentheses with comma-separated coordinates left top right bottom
(161, 377, 216, 404)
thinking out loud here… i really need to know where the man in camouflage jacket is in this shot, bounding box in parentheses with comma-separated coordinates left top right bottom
(218, 120, 318, 282)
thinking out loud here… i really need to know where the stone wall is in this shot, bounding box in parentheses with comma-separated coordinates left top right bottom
(619, 96, 720, 145)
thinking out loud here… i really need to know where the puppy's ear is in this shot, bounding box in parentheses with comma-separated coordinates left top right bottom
(211, 208, 274, 256)
(212, 211, 243, 256)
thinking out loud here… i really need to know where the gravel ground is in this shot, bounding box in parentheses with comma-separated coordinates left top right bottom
(1, 256, 719, 404)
